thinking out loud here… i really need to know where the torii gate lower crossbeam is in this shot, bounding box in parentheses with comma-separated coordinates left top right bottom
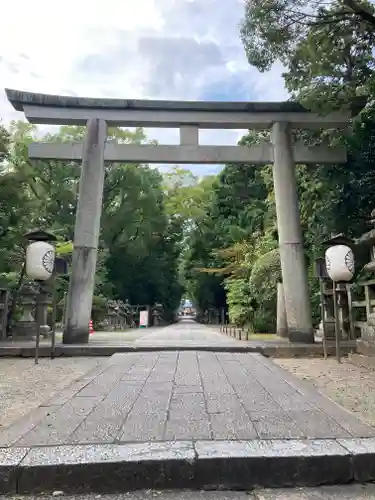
(5, 89, 363, 344)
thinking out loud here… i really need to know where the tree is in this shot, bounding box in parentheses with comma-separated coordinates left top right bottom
(211, 165, 268, 241)
(0, 121, 184, 326)
(282, 3, 375, 112)
(104, 163, 182, 315)
(176, 0, 375, 331)
(181, 102, 375, 330)
(241, 0, 375, 74)
(0, 123, 39, 286)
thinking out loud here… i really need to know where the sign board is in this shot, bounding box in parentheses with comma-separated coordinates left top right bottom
(139, 310, 149, 328)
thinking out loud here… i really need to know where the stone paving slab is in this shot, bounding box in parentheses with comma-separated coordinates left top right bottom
(3, 485, 375, 499)
(2, 438, 375, 493)
(0, 342, 357, 358)
(0, 494, 251, 500)
(0, 447, 28, 493)
(257, 484, 375, 499)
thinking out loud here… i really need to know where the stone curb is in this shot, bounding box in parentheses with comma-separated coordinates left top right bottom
(0, 345, 263, 358)
(1, 438, 375, 493)
(0, 342, 357, 358)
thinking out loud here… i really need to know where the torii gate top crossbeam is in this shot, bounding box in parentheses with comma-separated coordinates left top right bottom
(5, 89, 365, 129)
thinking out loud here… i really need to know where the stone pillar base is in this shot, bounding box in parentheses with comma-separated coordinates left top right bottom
(289, 329, 315, 344)
(12, 323, 37, 341)
(63, 327, 89, 344)
(276, 282, 288, 338)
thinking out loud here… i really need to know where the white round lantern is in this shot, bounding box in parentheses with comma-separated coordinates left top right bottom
(325, 245, 355, 282)
(26, 241, 55, 281)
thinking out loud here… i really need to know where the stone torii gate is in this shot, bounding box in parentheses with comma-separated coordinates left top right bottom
(5, 89, 360, 344)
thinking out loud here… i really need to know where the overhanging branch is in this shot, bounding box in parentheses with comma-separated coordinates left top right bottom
(343, 0, 375, 27)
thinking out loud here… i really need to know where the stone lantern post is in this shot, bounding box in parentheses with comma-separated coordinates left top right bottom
(12, 283, 38, 341)
(324, 234, 355, 362)
(321, 234, 355, 342)
(24, 229, 57, 363)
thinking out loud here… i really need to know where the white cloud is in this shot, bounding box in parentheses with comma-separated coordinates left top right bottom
(0, 0, 288, 174)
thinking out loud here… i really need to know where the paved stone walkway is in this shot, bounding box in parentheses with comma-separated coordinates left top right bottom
(1, 349, 374, 447)
(2, 320, 375, 493)
(132, 320, 240, 346)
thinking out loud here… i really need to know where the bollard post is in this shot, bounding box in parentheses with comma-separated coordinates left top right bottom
(35, 283, 42, 365)
(333, 282, 341, 363)
(50, 277, 57, 359)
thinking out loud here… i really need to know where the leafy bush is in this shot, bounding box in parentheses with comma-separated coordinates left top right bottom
(248, 249, 282, 332)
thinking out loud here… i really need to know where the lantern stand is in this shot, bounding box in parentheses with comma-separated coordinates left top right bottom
(24, 230, 57, 364)
(52, 257, 68, 359)
(314, 258, 329, 359)
(323, 234, 355, 363)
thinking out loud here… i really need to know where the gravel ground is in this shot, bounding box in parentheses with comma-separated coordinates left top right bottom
(0, 357, 102, 429)
(274, 357, 375, 427)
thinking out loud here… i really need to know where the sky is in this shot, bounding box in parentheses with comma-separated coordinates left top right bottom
(0, 0, 288, 176)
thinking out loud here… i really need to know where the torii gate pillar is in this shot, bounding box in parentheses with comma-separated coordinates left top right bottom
(272, 122, 313, 342)
(64, 118, 107, 344)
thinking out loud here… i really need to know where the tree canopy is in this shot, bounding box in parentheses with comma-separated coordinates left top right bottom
(179, 0, 375, 331)
(241, 0, 375, 111)
(0, 122, 185, 325)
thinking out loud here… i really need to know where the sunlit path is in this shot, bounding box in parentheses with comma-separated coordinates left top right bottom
(133, 317, 240, 346)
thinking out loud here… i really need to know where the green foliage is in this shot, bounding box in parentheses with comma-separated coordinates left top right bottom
(182, 108, 375, 330)
(206, 0, 375, 332)
(225, 278, 253, 327)
(241, 0, 375, 75)
(0, 122, 183, 324)
(248, 249, 281, 332)
(283, 3, 375, 112)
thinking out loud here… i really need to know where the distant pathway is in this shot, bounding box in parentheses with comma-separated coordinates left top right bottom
(0, 318, 247, 347)
(133, 318, 240, 346)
